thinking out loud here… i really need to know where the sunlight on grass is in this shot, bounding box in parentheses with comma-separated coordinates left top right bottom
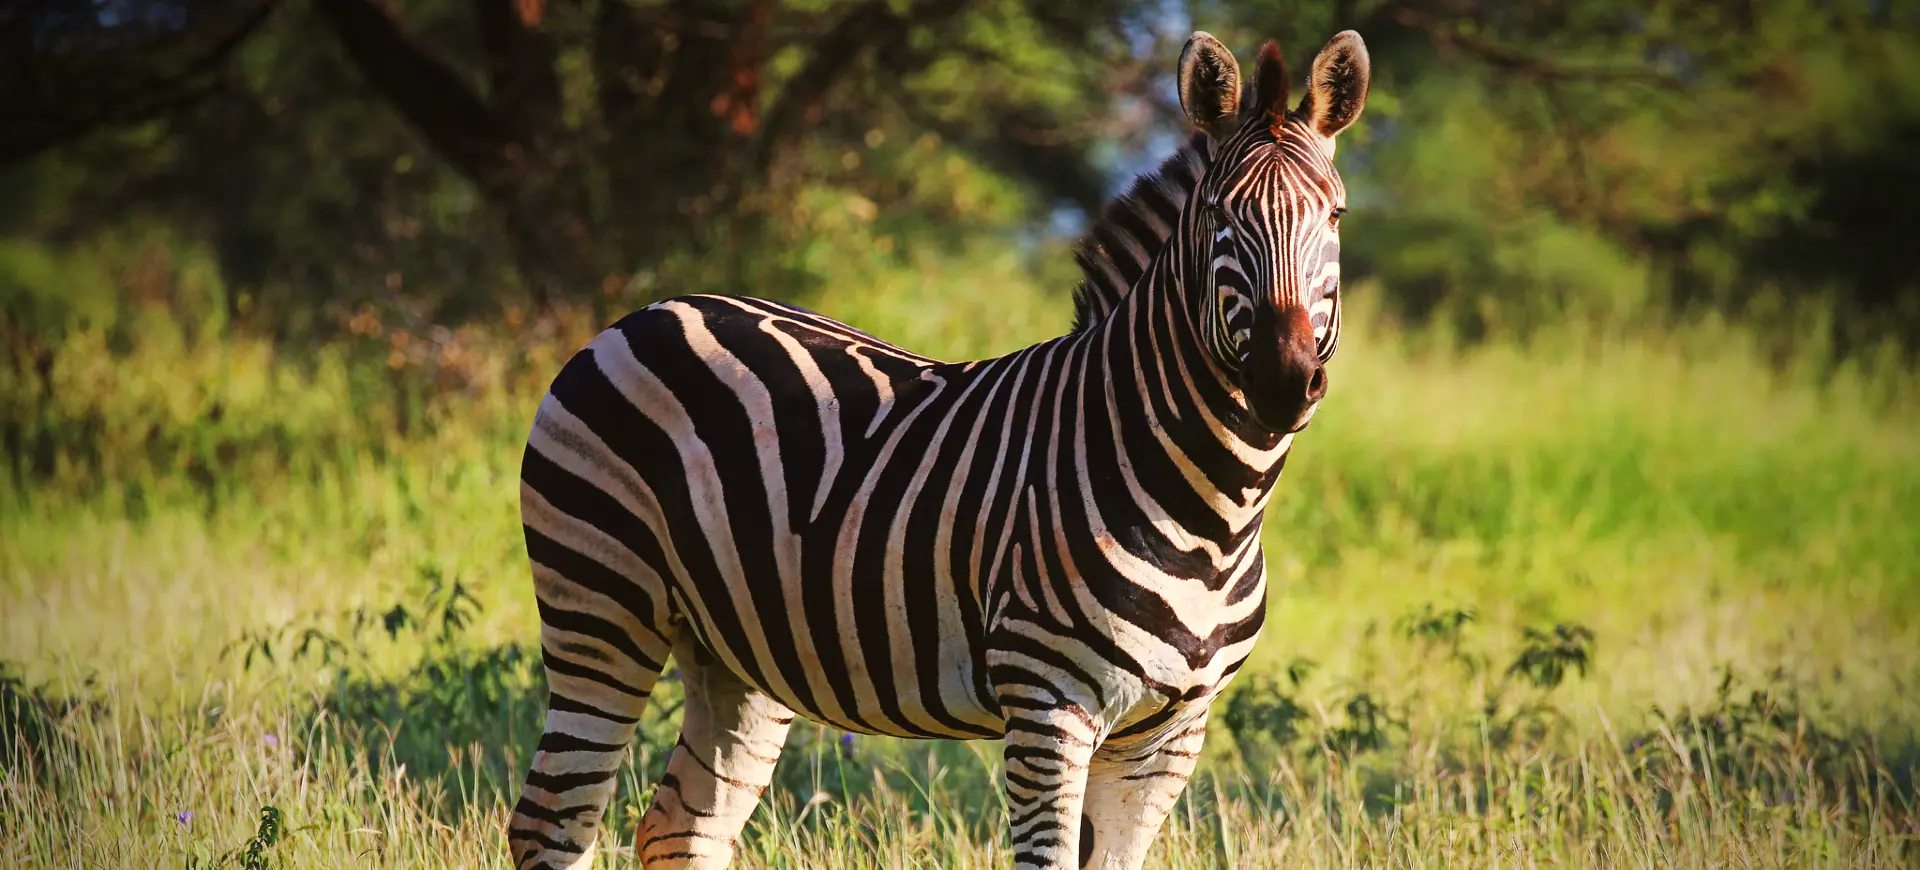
(3, 271, 1916, 866)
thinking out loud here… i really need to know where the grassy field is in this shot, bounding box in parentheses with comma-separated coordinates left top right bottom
(4, 256, 1919, 867)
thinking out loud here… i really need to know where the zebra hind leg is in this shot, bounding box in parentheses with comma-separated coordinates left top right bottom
(637, 634, 794, 868)
(507, 525, 677, 869)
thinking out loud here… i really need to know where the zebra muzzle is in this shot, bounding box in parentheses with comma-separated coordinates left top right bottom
(1239, 304, 1327, 433)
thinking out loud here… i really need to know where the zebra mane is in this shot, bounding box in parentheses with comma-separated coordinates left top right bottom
(1068, 130, 1215, 334)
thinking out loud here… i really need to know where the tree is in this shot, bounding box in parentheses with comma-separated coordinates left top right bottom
(8, 0, 1917, 345)
(3, 0, 1161, 306)
(1213, 0, 1920, 340)
(0, 0, 279, 168)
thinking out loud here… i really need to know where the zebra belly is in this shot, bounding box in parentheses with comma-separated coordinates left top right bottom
(677, 590, 1008, 741)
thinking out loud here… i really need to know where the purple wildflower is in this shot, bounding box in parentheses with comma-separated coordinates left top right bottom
(264, 733, 279, 747)
(176, 810, 193, 825)
(838, 732, 855, 756)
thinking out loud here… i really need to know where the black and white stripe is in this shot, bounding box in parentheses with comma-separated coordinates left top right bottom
(508, 30, 1370, 870)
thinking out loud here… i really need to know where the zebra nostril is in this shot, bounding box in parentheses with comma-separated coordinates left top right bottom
(1305, 365, 1327, 401)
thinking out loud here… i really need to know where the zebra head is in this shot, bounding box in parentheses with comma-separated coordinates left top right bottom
(1176, 31, 1370, 434)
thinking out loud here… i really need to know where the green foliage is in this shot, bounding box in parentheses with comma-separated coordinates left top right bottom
(1394, 603, 1475, 651)
(179, 805, 287, 870)
(2, 281, 1913, 862)
(1219, 0, 1920, 344)
(2, 3, 1918, 864)
(218, 561, 550, 803)
(1220, 659, 1315, 754)
(9, 1, 1917, 344)
(238, 806, 284, 870)
(2, 0, 1156, 316)
(1633, 667, 1868, 802)
(1506, 623, 1595, 691)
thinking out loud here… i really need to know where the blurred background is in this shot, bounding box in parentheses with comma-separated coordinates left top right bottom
(2, 1, 1917, 867)
(7, 0, 1920, 338)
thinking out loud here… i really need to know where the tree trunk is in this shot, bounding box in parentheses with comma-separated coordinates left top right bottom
(311, 0, 982, 309)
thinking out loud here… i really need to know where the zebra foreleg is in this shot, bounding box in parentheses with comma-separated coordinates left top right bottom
(636, 635, 794, 868)
(1001, 702, 1102, 869)
(1078, 708, 1210, 869)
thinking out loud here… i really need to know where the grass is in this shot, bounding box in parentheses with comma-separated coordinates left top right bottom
(3, 246, 1918, 866)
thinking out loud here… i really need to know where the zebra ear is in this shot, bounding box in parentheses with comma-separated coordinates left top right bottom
(1296, 31, 1370, 153)
(1178, 32, 1241, 139)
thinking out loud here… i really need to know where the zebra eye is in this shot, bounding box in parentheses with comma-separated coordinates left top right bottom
(1329, 207, 1346, 229)
(1205, 202, 1232, 236)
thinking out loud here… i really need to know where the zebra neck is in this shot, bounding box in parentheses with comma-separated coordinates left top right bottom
(1081, 260, 1293, 552)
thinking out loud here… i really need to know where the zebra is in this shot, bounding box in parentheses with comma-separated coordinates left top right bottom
(508, 29, 1370, 870)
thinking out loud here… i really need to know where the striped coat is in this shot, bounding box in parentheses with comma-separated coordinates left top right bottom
(510, 30, 1371, 870)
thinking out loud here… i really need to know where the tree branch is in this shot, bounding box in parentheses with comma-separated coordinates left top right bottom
(0, 0, 278, 165)
(895, 96, 1110, 215)
(591, 0, 660, 131)
(1390, 5, 1686, 89)
(313, 0, 520, 186)
(472, 0, 562, 132)
(749, 0, 971, 175)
